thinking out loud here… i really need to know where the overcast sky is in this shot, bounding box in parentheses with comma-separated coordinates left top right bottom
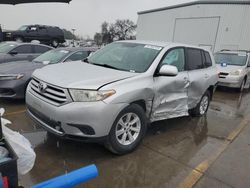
(0, 0, 191, 38)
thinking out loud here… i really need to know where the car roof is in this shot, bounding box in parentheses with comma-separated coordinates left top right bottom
(117, 40, 209, 51)
(56, 47, 99, 52)
(1, 41, 53, 48)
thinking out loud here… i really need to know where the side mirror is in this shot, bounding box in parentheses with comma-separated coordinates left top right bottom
(9, 51, 18, 55)
(159, 65, 178, 76)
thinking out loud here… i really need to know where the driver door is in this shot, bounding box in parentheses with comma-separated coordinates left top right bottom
(151, 48, 189, 121)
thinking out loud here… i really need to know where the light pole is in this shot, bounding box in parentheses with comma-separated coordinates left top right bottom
(72, 28, 76, 47)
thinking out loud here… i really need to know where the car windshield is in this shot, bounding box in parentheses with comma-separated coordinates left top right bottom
(215, 53, 248, 66)
(18, 25, 28, 31)
(33, 49, 70, 64)
(88, 42, 162, 73)
(0, 43, 17, 53)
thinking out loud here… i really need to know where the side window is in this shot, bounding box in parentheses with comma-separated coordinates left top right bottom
(186, 48, 203, 70)
(160, 48, 185, 72)
(65, 51, 89, 62)
(204, 51, 212, 67)
(34, 45, 51, 54)
(13, 45, 32, 54)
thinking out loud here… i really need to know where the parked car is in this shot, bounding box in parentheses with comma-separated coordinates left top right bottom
(4, 25, 65, 47)
(0, 47, 98, 99)
(0, 42, 53, 64)
(26, 41, 218, 154)
(215, 50, 250, 92)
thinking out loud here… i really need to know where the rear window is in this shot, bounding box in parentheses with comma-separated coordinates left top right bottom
(186, 48, 203, 70)
(34, 45, 51, 54)
(14, 45, 33, 54)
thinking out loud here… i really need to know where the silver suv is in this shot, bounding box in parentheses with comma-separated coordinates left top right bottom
(26, 41, 218, 154)
(215, 50, 250, 92)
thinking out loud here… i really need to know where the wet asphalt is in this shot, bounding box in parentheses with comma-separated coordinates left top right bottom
(1, 87, 250, 188)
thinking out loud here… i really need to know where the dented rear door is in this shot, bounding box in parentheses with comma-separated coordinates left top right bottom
(186, 48, 208, 109)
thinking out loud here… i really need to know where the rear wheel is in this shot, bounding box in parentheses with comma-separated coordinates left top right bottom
(191, 91, 210, 117)
(105, 104, 147, 155)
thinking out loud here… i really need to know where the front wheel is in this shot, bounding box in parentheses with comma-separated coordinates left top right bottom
(51, 39, 59, 48)
(15, 37, 23, 43)
(105, 104, 147, 155)
(238, 79, 246, 92)
(190, 91, 210, 117)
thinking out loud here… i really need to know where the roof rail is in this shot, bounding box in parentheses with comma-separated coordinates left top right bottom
(220, 49, 250, 53)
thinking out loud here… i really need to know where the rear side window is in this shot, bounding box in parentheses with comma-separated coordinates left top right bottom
(13, 45, 32, 54)
(186, 48, 203, 70)
(34, 45, 51, 54)
(204, 51, 212, 67)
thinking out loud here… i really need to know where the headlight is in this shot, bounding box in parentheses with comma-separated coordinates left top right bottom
(230, 70, 242, 76)
(0, 74, 24, 81)
(69, 89, 116, 102)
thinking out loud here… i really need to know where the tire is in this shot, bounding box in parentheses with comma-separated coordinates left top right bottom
(105, 104, 147, 155)
(190, 91, 211, 117)
(15, 37, 23, 43)
(51, 39, 59, 48)
(237, 78, 246, 92)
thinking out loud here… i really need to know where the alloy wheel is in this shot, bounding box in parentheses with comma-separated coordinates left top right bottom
(115, 113, 141, 146)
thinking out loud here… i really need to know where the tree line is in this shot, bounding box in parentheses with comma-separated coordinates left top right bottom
(94, 19, 136, 46)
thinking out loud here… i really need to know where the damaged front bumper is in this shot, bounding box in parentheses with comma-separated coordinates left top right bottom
(26, 90, 128, 139)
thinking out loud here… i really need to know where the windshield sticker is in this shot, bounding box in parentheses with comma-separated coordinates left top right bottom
(9, 45, 15, 47)
(42, 61, 50, 65)
(221, 62, 227, 67)
(60, 50, 69, 54)
(144, 45, 162, 51)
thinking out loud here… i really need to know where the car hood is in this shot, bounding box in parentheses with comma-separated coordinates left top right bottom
(216, 64, 244, 73)
(0, 61, 44, 74)
(33, 61, 138, 89)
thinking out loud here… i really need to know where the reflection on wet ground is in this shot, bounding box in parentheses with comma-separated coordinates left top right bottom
(1, 88, 250, 187)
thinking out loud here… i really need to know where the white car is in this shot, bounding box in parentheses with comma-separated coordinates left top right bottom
(215, 50, 250, 92)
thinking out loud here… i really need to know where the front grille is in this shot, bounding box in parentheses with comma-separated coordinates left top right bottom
(30, 78, 67, 105)
(219, 72, 229, 78)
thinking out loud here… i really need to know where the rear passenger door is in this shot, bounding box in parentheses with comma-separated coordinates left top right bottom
(152, 48, 189, 121)
(186, 48, 209, 109)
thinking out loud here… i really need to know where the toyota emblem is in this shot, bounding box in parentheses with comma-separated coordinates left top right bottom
(38, 82, 47, 93)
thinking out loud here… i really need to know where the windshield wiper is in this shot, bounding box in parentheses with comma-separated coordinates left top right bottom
(92, 63, 119, 70)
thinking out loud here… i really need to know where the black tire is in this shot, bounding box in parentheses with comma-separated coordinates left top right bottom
(105, 104, 147, 155)
(51, 39, 59, 48)
(237, 78, 246, 92)
(190, 91, 211, 117)
(14, 36, 23, 43)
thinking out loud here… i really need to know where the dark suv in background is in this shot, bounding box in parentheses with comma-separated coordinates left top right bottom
(4, 25, 65, 47)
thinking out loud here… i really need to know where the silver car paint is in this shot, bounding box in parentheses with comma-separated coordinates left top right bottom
(217, 52, 250, 88)
(26, 41, 218, 138)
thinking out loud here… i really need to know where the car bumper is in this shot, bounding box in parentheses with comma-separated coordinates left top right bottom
(26, 90, 127, 139)
(218, 76, 244, 88)
(0, 79, 27, 99)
